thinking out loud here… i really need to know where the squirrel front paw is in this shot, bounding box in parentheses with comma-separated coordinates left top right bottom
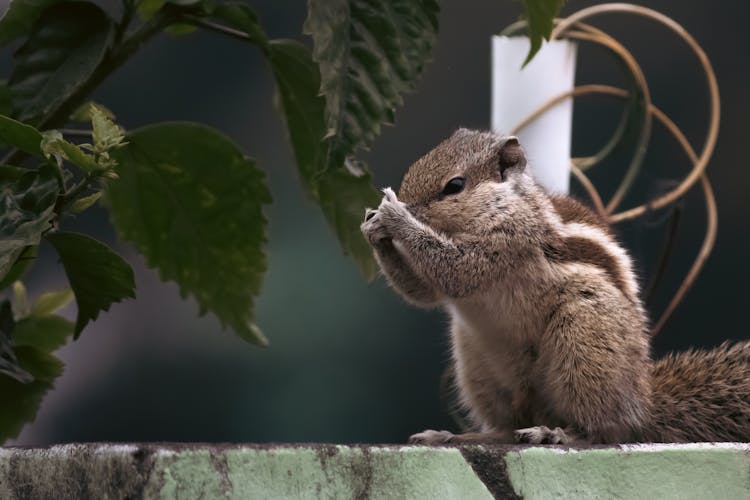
(376, 187, 415, 240)
(361, 187, 415, 246)
(408, 429, 455, 445)
(361, 208, 390, 246)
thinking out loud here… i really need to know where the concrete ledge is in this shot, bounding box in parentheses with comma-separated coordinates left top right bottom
(1, 443, 749, 499)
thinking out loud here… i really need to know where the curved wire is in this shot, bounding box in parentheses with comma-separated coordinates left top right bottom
(549, 3, 720, 222)
(570, 163, 607, 217)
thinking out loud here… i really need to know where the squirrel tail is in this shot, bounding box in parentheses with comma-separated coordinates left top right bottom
(646, 341, 750, 442)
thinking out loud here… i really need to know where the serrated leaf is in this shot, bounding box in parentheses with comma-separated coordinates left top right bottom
(30, 288, 73, 317)
(105, 122, 271, 345)
(268, 40, 325, 191)
(70, 101, 114, 123)
(0, 344, 64, 443)
(521, 0, 565, 66)
(70, 191, 102, 214)
(268, 39, 379, 278)
(0, 115, 43, 157)
(43, 137, 100, 172)
(0, 163, 58, 282)
(317, 163, 380, 278)
(214, 5, 381, 279)
(13, 314, 73, 352)
(0, 245, 37, 290)
(8, 2, 115, 126)
(0, 299, 33, 384)
(91, 104, 125, 153)
(304, 0, 439, 160)
(0, 0, 64, 47)
(46, 232, 135, 337)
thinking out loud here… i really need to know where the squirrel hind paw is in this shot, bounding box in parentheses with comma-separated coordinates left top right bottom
(408, 429, 455, 445)
(514, 426, 572, 445)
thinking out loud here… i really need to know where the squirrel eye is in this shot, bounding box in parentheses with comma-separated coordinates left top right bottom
(441, 177, 465, 196)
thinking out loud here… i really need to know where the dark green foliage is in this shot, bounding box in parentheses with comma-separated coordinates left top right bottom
(267, 38, 381, 278)
(0, 343, 64, 443)
(521, 0, 565, 66)
(0, 164, 58, 280)
(46, 232, 135, 337)
(14, 315, 73, 355)
(0, 0, 560, 442)
(106, 123, 271, 345)
(0, 0, 65, 47)
(8, 2, 114, 125)
(304, 0, 439, 159)
(0, 115, 44, 157)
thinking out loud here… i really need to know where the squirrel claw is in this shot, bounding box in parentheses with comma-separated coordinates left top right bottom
(408, 429, 455, 445)
(514, 426, 571, 445)
(381, 186, 399, 204)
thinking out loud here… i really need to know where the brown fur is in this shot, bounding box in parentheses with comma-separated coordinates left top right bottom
(543, 236, 629, 299)
(361, 129, 750, 444)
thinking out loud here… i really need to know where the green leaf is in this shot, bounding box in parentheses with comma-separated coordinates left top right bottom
(91, 104, 125, 153)
(70, 101, 115, 123)
(0, 344, 64, 443)
(0, 0, 63, 47)
(0, 245, 37, 290)
(0, 115, 43, 157)
(30, 288, 74, 317)
(268, 39, 379, 278)
(317, 163, 380, 278)
(268, 40, 325, 191)
(521, 0, 565, 66)
(46, 232, 135, 338)
(43, 137, 100, 172)
(0, 163, 58, 282)
(304, 0, 439, 160)
(8, 2, 115, 126)
(106, 123, 271, 345)
(0, 299, 33, 384)
(214, 5, 382, 279)
(13, 315, 73, 352)
(70, 191, 102, 214)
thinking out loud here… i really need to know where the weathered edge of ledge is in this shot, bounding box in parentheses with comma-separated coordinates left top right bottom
(1, 442, 749, 499)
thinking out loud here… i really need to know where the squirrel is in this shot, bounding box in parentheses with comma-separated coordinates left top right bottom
(360, 128, 750, 445)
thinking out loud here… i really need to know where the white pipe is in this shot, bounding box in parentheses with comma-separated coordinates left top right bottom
(491, 36, 578, 194)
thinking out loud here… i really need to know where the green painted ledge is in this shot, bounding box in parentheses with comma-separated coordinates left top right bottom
(0, 443, 749, 499)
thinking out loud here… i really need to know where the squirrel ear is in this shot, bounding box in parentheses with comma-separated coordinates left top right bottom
(499, 136, 527, 177)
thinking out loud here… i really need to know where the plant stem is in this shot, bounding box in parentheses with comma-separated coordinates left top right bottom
(40, 13, 174, 132)
(2, 11, 175, 166)
(181, 15, 268, 53)
(60, 129, 94, 138)
(55, 173, 97, 216)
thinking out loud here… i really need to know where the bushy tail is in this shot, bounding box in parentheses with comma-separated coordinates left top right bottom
(648, 341, 750, 442)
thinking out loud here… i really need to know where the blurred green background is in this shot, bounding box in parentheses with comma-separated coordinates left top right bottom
(2, 0, 749, 445)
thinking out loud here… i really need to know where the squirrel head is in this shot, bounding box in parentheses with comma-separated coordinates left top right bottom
(398, 128, 536, 237)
